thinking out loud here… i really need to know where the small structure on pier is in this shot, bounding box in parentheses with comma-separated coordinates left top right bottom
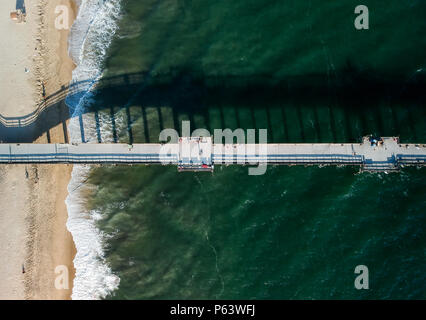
(178, 137, 213, 172)
(361, 136, 401, 172)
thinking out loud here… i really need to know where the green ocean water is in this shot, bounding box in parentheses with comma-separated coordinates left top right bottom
(82, 0, 426, 299)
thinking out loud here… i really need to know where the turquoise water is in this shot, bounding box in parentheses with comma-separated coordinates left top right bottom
(76, 0, 426, 299)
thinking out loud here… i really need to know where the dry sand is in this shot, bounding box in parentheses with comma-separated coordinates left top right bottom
(0, 0, 39, 117)
(0, 0, 77, 300)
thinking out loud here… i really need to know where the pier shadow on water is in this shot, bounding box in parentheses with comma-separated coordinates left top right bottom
(0, 65, 425, 144)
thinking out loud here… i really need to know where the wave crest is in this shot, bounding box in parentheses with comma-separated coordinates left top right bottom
(65, 0, 122, 300)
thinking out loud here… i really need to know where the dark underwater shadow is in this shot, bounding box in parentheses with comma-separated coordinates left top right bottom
(0, 64, 425, 143)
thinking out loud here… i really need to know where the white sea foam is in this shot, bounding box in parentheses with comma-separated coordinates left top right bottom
(66, 165, 120, 300)
(65, 0, 122, 300)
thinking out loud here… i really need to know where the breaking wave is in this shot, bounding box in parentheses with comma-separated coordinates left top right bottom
(65, 0, 122, 300)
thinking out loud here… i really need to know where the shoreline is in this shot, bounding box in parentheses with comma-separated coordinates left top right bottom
(0, 0, 77, 299)
(26, 0, 78, 300)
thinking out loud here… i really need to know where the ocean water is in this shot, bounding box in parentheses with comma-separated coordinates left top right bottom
(65, 0, 426, 299)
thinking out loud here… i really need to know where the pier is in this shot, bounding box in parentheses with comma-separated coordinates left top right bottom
(0, 137, 425, 172)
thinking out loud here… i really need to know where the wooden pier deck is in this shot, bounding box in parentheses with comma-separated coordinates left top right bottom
(0, 137, 425, 172)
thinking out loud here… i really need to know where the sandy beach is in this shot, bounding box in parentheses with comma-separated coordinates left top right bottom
(0, 0, 77, 299)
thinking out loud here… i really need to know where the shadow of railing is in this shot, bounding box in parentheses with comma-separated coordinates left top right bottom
(0, 72, 147, 142)
(0, 66, 425, 143)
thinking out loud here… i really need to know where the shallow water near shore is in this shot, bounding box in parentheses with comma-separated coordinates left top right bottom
(66, 0, 426, 299)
